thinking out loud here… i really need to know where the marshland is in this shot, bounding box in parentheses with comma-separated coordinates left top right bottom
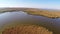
(0, 8, 60, 34)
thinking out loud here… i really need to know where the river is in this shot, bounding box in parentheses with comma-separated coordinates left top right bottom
(0, 11, 60, 34)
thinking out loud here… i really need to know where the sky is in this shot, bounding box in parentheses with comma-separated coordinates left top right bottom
(0, 0, 60, 9)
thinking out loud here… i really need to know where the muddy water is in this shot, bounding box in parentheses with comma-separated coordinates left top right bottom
(0, 11, 60, 34)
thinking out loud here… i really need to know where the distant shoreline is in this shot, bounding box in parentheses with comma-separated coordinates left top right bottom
(0, 8, 60, 19)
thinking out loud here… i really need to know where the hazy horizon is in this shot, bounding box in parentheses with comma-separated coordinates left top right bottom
(0, 0, 60, 9)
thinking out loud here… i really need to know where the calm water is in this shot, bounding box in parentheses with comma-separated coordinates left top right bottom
(0, 11, 60, 34)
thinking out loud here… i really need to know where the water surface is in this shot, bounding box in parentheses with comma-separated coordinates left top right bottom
(0, 11, 60, 34)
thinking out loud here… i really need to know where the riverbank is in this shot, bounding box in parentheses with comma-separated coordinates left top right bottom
(24, 9, 60, 19)
(0, 8, 60, 19)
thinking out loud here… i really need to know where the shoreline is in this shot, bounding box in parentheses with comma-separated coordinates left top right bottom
(0, 8, 60, 19)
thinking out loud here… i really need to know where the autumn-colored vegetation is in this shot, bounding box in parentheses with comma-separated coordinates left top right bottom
(24, 10, 60, 19)
(2, 24, 53, 34)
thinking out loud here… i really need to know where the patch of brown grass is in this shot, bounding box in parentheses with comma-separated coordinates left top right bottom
(2, 24, 53, 34)
(24, 10, 60, 18)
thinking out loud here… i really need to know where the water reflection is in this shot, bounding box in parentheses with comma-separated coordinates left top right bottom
(0, 11, 60, 34)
